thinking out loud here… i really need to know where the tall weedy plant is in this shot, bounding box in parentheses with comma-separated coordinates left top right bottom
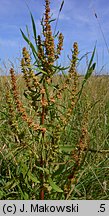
(4, 0, 96, 199)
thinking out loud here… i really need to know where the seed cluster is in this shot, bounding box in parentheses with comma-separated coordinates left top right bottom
(37, 35, 44, 62)
(5, 82, 19, 137)
(10, 68, 45, 133)
(44, 0, 55, 65)
(55, 33, 64, 59)
(21, 47, 39, 90)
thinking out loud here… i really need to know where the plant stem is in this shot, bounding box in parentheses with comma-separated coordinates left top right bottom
(40, 90, 45, 199)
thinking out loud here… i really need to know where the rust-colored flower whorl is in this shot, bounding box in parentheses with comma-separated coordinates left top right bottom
(21, 47, 39, 89)
(55, 33, 64, 59)
(44, 0, 55, 65)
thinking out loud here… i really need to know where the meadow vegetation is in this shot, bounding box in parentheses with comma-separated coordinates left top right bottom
(0, 0, 109, 199)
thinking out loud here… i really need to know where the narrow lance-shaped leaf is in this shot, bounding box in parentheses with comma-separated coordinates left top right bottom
(24, 2, 37, 46)
(52, 64, 69, 71)
(35, 166, 49, 175)
(85, 62, 96, 81)
(26, 25, 30, 40)
(87, 45, 96, 72)
(23, 192, 29, 200)
(49, 18, 56, 24)
(54, 30, 59, 38)
(48, 177, 63, 192)
(83, 46, 96, 84)
(33, 66, 48, 75)
(78, 63, 96, 99)
(52, 164, 66, 178)
(20, 29, 38, 60)
(30, 12, 37, 45)
(28, 172, 40, 184)
(22, 64, 47, 76)
(60, 145, 74, 152)
(77, 46, 96, 100)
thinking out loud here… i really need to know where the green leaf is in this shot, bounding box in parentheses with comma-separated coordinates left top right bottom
(11, 181, 19, 189)
(26, 25, 30, 40)
(23, 90, 32, 100)
(20, 29, 38, 59)
(33, 67, 47, 75)
(30, 12, 37, 43)
(28, 172, 40, 184)
(49, 18, 56, 23)
(23, 192, 29, 200)
(52, 64, 69, 71)
(17, 185, 24, 199)
(36, 166, 49, 175)
(77, 46, 96, 100)
(60, 145, 74, 152)
(85, 62, 96, 81)
(87, 45, 96, 71)
(48, 177, 63, 192)
(53, 164, 66, 177)
(20, 162, 29, 178)
(0, 190, 4, 199)
(54, 31, 59, 38)
(4, 180, 14, 190)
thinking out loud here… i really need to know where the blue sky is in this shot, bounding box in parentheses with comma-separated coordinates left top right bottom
(0, 0, 109, 74)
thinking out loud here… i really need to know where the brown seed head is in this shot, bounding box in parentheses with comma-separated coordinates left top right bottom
(44, 0, 55, 65)
(55, 33, 64, 59)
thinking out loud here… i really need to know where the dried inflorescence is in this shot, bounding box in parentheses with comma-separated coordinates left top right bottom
(78, 110, 89, 163)
(5, 83, 14, 116)
(68, 110, 89, 182)
(35, 0, 64, 81)
(44, 0, 55, 65)
(58, 42, 79, 126)
(72, 42, 79, 94)
(5, 82, 19, 135)
(37, 35, 45, 62)
(69, 41, 78, 91)
(21, 58, 30, 90)
(67, 42, 79, 112)
(55, 33, 64, 59)
(10, 68, 46, 132)
(21, 47, 39, 90)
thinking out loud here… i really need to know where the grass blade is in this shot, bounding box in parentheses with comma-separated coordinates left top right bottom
(60, 145, 74, 152)
(85, 62, 96, 81)
(30, 12, 37, 43)
(87, 45, 96, 72)
(20, 29, 38, 60)
(77, 46, 96, 100)
(59, 0, 64, 12)
(48, 177, 63, 192)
